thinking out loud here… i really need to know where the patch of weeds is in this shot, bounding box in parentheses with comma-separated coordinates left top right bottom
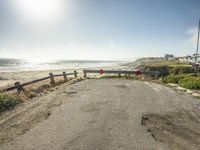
(0, 93, 22, 113)
(169, 66, 194, 74)
(179, 77, 200, 90)
(162, 74, 200, 90)
(33, 84, 51, 93)
(162, 75, 184, 84)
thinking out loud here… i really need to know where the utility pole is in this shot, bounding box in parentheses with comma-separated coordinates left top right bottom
(195, 19, 200, 75)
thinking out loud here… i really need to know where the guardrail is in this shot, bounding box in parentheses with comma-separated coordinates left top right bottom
(3, 71, 78, 92)
(83, 69, 141, 78)
(83, 69, 162, 79)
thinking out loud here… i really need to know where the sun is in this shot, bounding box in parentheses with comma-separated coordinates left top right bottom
(11, 0, 66, 25)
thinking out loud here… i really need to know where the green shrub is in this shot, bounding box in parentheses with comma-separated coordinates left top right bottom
(0, 93, 22, 113)
(179, 77, 200, 90)
(169, 66, 194, 74)
(162, 74, 185, 84)
(144, 65, 169, 77)
(163, 74, 200, 90)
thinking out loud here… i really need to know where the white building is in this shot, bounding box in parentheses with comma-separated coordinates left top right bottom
(177, 55, 193, 63)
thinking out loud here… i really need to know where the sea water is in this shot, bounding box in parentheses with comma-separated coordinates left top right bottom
(0, 58, 129, 72)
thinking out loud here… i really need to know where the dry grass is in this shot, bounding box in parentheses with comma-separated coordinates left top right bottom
(16, 77, 74, 100)
(0, 77, 75, 113)
(0, 93, 22, 113)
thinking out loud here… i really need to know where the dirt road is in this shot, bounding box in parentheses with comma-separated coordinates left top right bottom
(1, 79, 200, 150)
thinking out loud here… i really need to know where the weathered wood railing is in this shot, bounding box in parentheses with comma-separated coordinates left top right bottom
(83, 69, 141, 78)
(4, 71, 78, 92)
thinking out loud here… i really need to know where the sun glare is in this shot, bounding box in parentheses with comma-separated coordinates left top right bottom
(12, 0, 66, 25)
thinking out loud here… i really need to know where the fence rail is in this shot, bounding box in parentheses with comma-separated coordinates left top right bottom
(83, 69, 162, 79)
(3, 71, 78, 92)
(83, 69, 141, 78)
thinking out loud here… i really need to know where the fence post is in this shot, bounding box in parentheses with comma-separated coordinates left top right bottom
(141, 74, 145, 80)
(155, 74, 158, 79)
(84, 71, 87, 78)
(49, 73, 55, 84)
(155, 71, 159, 79)
(63, 72, 67, 81)
(74, 71, 77, 78)
(14, 82, 23, 93)
(119, 73, 121, 78)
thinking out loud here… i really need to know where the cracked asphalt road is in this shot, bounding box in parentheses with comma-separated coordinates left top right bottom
(1, 79, 200, 150)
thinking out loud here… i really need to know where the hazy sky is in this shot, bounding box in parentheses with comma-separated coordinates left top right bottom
(0, 0, 200, 61)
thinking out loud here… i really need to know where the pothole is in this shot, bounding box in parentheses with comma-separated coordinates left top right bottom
(141, 110, 200, 149)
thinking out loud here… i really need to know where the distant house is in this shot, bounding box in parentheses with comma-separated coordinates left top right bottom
(147, 57, 165, 61)
(157, 57, 164, 61)
(177, 55, 193, 63)
(177, 57, 184, 63)
(164, 54, 175, 61)
(192, 54, 200, 64)
(186, 55, 193, 63)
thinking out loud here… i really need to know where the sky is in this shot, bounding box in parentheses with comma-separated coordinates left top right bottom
(0, 0, 200, 61)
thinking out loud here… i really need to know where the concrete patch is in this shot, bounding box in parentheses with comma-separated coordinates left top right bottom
(176, 86, 187, 91)
(186, 90, 194, 94)
(192, 93, 200, 98)
(167, 83, 178, 87)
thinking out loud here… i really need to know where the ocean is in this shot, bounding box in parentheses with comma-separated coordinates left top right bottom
(0, 58, 129, 72)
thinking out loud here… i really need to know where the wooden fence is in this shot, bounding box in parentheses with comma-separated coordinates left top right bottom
(3, 69, 161, 92)
(83, 69, 141, 78)
(4, 71, 78, 92)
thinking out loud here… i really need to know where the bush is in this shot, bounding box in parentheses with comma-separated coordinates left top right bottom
(169, 66, 194, 74)
(0, 93, 22, 113)
(162, 74, 200, 90)
(144, 65, 169, 77)
(162, 74, 185, 84)
(179, 77, 200, 90)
